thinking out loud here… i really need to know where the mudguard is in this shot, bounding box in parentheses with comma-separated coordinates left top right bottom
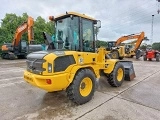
(120, 61, 136, 81)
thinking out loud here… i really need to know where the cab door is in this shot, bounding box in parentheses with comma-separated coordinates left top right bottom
(81, 18, 95, 52)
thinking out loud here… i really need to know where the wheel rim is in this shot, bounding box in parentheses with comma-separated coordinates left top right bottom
(79, 77, 92, 97)
(112, 52, 117, 59)
(117, 68, 123, 81)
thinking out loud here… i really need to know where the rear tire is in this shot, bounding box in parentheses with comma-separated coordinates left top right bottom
(66, 69, 96, 105)
(111, 51, 119, 59)
(107, 62, 125, 87)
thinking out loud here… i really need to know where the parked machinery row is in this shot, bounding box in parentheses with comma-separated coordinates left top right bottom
(1, 17, 51, 59)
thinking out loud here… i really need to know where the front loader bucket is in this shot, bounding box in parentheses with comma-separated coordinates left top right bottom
(120, 61, 136, 81)
(135, 49, 144, 59)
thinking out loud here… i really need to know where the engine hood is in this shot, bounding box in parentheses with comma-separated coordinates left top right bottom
(27, 51, 49, 60)
(27, 50, 67, 59)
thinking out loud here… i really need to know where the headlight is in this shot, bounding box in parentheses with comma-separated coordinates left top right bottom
(48, 63, 52, 73)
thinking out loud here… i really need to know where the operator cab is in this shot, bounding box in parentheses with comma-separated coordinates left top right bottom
(21, 41, 27, 48)
(124, 44, 134, 54)
(49, 12, 101, 52)
(106, 41, 116, 51)
(13, 40, 27, 52)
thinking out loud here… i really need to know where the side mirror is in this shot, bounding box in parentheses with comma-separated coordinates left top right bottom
(94, 26, 99, 35)
(96, 20, 101, 28)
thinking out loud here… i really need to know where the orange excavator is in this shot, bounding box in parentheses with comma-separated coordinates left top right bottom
(1, 16, 34, 59)
(115, 32, 145, 46)
(106, 32, 146, 59)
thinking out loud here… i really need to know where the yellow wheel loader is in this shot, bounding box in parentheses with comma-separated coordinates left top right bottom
(106, 41, 125, 60)
(23, 12, 136, 105)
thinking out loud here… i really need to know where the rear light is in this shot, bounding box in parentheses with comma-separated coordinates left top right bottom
(46, 79, 52, 84)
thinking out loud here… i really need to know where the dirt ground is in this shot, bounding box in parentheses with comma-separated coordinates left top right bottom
(0, 57, 160, 120)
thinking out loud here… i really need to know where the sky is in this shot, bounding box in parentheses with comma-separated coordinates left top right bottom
(0, 0, 160, 44)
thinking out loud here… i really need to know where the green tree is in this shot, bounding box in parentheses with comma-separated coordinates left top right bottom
(0, 13, 30, 44)
(140, 45, 147, 50)
(0, 13, 55, 46)
(152, 42, 160, 51)
(96, 40, 108, 47)
(34, 16, 55, 44)
(1, 13, 20, 43)
(20, 13, 29, 41)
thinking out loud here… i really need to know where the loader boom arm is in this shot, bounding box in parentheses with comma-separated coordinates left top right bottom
(12, 16, 34, 47)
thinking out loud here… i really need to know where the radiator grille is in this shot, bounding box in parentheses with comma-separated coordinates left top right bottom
(26, 58, 45, 74)
(54, 55, 75, 72)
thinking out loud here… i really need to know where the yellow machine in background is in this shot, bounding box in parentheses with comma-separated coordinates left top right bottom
(23, 12, 136, 105)
(107, 32, 145, 59)
(106, 41, 125, 60)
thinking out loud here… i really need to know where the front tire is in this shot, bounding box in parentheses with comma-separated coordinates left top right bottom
(107, 62, 125, 87)
(66, 69, 96, 105)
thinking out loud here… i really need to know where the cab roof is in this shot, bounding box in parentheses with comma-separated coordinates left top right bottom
(55, 12, 97, 22)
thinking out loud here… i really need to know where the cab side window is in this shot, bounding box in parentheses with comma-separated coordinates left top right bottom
(82, 19, 94, 52)
(71, 17, 79, 51)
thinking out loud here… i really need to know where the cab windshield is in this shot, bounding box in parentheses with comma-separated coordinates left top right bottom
(107, 42, 116, 48)
(54, 17, 79, 51)
(21, 41, 27, 47)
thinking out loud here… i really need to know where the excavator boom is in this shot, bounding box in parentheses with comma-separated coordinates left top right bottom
(27, 17, 34, 44)
(12, 16, 34, 46)
(115, 32, 145, 47)
(134, 32, 145, 51)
